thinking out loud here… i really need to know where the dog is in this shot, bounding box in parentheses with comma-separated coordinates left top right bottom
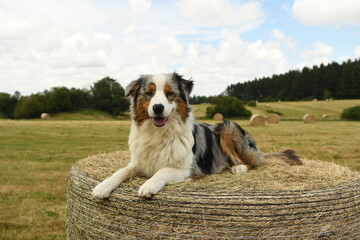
(92, 72, 302, 199)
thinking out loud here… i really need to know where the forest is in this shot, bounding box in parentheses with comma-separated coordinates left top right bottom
(0, 77, 128, 119)
(226, 59, 360, 101)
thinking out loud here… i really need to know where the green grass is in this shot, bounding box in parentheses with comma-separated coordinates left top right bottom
(247, 99, 360, 120)
(0, 117, 360, 239)
(192, 99, 360, 120)
(0, 120, 130, 240)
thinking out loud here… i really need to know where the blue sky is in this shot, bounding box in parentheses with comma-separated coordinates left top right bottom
(0, 0, 360, 96)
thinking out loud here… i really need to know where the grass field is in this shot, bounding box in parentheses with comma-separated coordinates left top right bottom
(193, 99, 360, 120)
(0, 112, 360, 239)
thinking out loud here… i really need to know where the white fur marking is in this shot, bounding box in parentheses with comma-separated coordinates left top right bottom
(148, 74, 175, 118)
(231, 164, 249, 174)
(92, 166, 136, 199)
(138, 167, 190, 198)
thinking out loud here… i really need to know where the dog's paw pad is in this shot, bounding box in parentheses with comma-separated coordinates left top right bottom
(231, 165, 248, 174)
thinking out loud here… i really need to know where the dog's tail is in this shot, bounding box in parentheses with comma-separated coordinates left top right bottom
(217, 120, 303, 170)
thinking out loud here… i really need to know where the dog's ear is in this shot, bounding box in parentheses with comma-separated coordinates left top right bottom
(125, 78, 143, 98)
(173, 72, 193, 103)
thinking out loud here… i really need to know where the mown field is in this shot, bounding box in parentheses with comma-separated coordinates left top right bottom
(193, 99, 360, 120)
(0, 101, 360, 239)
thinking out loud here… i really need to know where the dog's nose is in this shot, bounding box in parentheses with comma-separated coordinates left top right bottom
(153, 104, 164, 115)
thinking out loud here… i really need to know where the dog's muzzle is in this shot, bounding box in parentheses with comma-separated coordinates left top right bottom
(151, 104, 168, 127)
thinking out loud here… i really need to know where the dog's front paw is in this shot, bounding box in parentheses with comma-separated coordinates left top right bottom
(92, 180, 118, 199)
(138, 180, 165, 199)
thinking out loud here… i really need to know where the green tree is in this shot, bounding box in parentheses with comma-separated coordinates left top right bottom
(0, 91, 20, 118)
(206, 96, 251, 119)
(91, 77, 129, 115)
(45, 87, 72, 113)
(14, 94, 46, 119)
(323, 88, 331, 100)
(69, 88, 92, 110)
(341, 105, 360, 120)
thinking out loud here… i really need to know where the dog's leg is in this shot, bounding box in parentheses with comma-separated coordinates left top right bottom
(138, 167, 190, 198)
(92, 166, 137, 199)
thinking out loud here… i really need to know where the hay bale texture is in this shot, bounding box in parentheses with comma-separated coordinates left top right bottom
(213, 113, 223, 121)
(67, 151, 360, 240)
(267, 113, 280, 124)
(250, 114, 265, 126)
(303, 114, 316, 123)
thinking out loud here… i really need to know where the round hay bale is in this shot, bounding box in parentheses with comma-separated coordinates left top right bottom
(322, 114, 330, 119)
(250, 114, 265, 126)
(68, 152, 360, 240)
(267, 113, 280, 124)
(213, 113, 223, 121)
(40, 113, 50, 120)
(303, 114, 316, 123)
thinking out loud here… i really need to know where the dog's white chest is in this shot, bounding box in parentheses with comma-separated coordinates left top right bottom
(128, 119, 194, 177)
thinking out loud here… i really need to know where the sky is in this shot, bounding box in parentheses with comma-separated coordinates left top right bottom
(1, 0, 360, 96)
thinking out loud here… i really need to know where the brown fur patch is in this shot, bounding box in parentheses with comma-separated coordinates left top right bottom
(219, 127, 263, 169)
(176, 98, 189, 122)
(147, 83, 156, 96)
(219, 129, 249, 168)
(134, 84, 156, 125)
(134, 96, 150, 125)
(164, 84, 176, 103)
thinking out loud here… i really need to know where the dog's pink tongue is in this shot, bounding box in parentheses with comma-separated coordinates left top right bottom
(152, 117, 167, 127)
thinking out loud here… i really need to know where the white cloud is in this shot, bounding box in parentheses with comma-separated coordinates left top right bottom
(0, 0, 289, 97)
(177, 0, 264, 31)
(178, 30, 289, 95)
(354, 46, 360, 57)
(303, 42, 334, 58)
(298, 41, 334, 68)
(270, 29, 296, 49)
(129, 0, 152, 16)
(0, 2, 115, 94)
(293, 0, 360, 25)
(5, 0, 358, 98)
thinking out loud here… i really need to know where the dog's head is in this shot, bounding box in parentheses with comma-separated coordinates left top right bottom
(125, 73, 193, 127)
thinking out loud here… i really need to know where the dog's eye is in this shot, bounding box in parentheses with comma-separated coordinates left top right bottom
(166, 92, 175, 98)
(145, 91, 153, 97)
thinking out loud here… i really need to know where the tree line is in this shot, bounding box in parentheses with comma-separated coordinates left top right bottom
(226, 59, 360, 101)
(0, 77, 129, 119)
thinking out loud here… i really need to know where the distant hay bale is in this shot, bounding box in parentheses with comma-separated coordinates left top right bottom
(213, 113, 223, 121)
(265, 104, 270, 108)
(250, 114, 265, 126)
(267, 113, 280, 124)
(40, 113, 50, 120)
(68, 151, 360, 240)
(322, 114, 330, 119)
(303, 114, 316, 123)
(313, 98, 318, 102)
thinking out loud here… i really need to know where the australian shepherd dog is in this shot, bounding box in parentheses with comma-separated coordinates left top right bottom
(92, 73, 302, 199)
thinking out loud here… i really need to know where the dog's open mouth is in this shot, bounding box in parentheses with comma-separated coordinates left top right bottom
(151, 117, 169, 127)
